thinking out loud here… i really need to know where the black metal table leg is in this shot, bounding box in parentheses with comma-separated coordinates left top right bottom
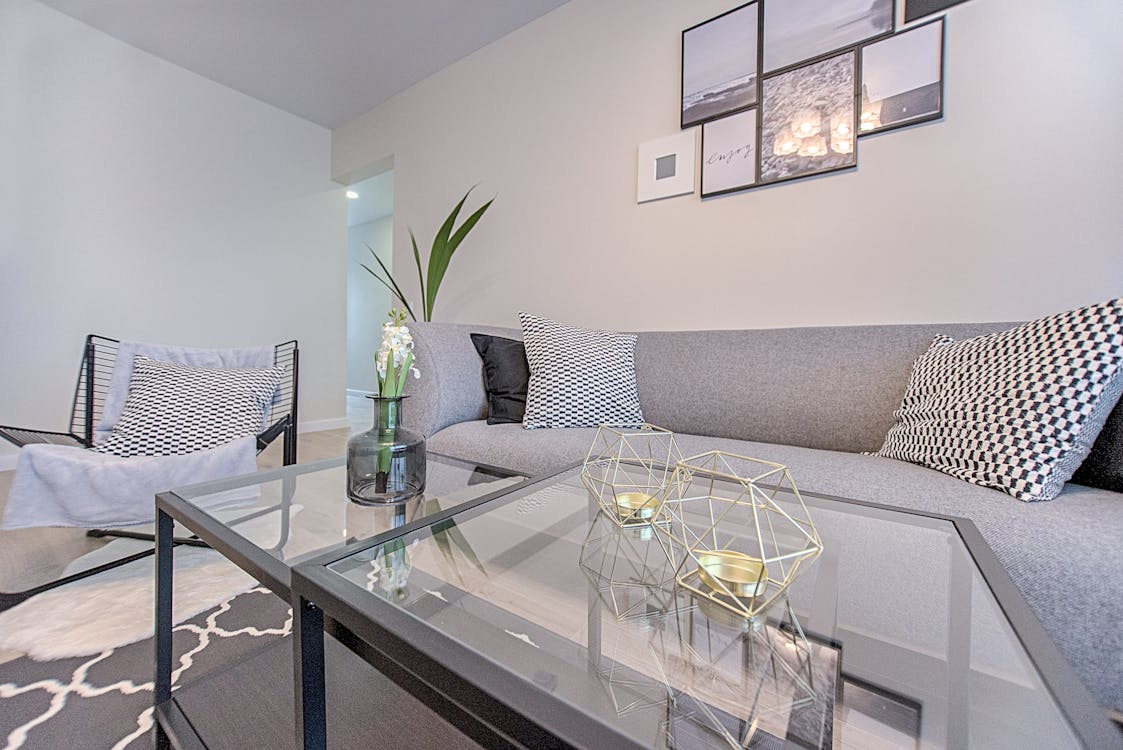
(294, 595, 326, 750)
(155, 507, 174, 748)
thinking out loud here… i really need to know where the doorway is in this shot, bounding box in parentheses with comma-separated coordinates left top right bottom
(345, 169, 394, 433)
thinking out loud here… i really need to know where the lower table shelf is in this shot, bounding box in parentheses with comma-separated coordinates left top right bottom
(160, 634, 483, 749)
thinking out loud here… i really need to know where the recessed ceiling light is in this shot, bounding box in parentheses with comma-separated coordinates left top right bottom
(346, 190, 359, 200)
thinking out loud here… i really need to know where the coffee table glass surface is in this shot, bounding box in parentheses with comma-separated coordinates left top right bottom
(298, 465, 1117, 750)
(159, 453, 523, 591)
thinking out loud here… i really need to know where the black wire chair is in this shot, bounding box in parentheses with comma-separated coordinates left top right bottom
(0, 334, 299, 609)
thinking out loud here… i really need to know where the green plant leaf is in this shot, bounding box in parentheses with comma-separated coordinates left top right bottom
(425, 189, 493, 320)
(425, 188, 471, 320)
(409, 231, 427, 322)
(360, 263, 409, 314)
(395, 350, 413, 395)
(362, 244, 416, 322)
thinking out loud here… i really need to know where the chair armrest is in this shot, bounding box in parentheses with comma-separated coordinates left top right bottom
(0, 426, 87, 448)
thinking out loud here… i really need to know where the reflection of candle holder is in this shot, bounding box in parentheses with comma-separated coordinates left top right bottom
(579, 510, 681, 621)
(653, 451, 823, 622)
(650, 590, 838, 749)
(580, 423, 683, 528)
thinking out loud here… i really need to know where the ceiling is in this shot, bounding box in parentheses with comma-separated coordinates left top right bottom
(40, 0, 570, 128)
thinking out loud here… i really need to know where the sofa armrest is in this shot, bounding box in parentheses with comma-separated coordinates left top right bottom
(402, 321, 520, 437)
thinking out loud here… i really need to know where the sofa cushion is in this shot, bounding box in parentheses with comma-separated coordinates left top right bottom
(470, 333, 530, 425)
(519, 313, 644, 429)
(428, 419, 1123, 710)
(876, 299, 1123, 502)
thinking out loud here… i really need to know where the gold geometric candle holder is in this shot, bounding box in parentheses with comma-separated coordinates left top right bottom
(580, 423, 683, 528)
(652, 451, 823, 621)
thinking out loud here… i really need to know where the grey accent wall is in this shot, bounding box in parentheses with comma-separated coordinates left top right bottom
(331, 0, 1123, 331)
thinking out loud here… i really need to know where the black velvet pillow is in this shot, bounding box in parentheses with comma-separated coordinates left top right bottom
(470, 333, 530, 425)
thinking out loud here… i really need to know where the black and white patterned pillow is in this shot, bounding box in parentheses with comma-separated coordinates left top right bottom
(94, 356, 284, 457)
(876, 299, 1123, 501)
(519, 312, 644, 429)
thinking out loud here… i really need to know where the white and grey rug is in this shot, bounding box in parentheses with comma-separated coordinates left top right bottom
(0, 586, 290, 750)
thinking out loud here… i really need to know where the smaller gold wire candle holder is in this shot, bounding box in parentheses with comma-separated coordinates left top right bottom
(580, 424, 683, 528)
(653, 451, 823, 621)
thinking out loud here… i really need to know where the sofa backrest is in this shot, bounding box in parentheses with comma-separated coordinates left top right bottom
(405, 320, 1123, 489)
(633, 323, 1009, 453)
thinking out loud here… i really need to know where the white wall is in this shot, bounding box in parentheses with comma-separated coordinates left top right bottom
(332, 0, 1123, 331)
(347, 216, 393, 392)
(0, 0, 348, 463)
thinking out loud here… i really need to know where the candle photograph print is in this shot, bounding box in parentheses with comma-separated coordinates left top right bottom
(681, 2, 759, 128)
(701, 108, 758, 197)
(760, 51, 857, 185)
(859, 18, 944, 135)
(764, 0, 893, 73)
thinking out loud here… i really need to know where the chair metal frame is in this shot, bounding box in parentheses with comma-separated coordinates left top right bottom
(0, 334, 299, 610)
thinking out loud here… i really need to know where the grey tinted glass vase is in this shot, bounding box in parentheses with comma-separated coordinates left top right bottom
(347, 396, 426, 504)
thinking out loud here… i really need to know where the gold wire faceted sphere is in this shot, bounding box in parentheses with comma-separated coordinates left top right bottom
(580, 424, 684, 528)
(653, 451, 823, 621)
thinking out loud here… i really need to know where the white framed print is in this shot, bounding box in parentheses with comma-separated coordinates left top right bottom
(636, 130, 697, 204)
(701, 108, 757, 197)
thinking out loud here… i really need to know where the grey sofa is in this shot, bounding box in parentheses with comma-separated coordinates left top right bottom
(402, 320, 1123, 714)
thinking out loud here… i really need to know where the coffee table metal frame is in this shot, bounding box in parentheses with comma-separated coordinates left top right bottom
(151, 453, 524, 750)
(289, 465, 1123, 750)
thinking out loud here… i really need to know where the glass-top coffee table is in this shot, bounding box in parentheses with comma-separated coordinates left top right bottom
(152, 452, 525, 748)
(291, 464, 1121, 750)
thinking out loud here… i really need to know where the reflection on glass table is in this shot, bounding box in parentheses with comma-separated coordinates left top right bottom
(299, 466, 1110, 749)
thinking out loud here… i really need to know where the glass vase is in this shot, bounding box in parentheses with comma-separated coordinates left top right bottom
(346, 395, 426, 504)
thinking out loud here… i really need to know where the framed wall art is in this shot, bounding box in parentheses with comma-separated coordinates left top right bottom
(904, 0, 968, 23)
(681, 1, 759, 128)
(701, 109, 758, 197)
(763, 0, 894, 74)
(859, 17, 945, 135)
(636, 130, 698, 203)
(760, 51, 857, 186)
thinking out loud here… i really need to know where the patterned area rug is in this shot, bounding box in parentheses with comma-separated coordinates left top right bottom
(0, 587, 290, 750)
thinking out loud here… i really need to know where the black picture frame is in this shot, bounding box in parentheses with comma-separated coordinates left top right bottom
(762, 0, 896, 76)
(858, 17, 945, 137)
(905, 0, 968, 23)
(757, 49, 859, 188)
(681, 1, 760, 129)
(700, 108, 759, 198)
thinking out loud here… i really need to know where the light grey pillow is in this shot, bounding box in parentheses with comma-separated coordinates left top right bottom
(94, 356, 283, 457)
(876, 299, 1123, 501)
(519, 312, 644, 429)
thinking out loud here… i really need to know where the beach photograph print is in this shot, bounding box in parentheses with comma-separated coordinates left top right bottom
(760, 51, 857, 185)
(682, 2, 759, 128)
(701, 109, 757, 197)
(860, 18, 944, 134)
(764, 0, 893, 73)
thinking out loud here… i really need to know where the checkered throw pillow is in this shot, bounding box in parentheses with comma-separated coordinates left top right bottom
(876, 299, 1123, 501)
(519, 312, 644, 429)
(94, 356, 283, 457)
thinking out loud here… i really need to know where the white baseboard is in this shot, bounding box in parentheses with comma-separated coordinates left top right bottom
(298, 416, 351, 433)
